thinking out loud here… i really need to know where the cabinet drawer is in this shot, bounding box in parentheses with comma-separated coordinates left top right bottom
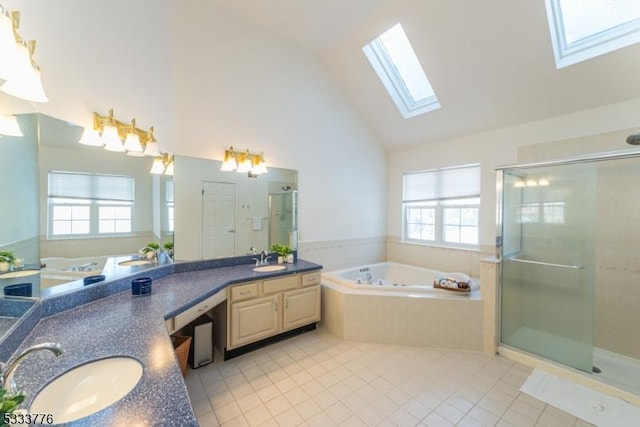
(262, 275, 298, 295)
(301, 271, 321, 287)
(230, 282, 258, 302)
(174, 291, 225, 331)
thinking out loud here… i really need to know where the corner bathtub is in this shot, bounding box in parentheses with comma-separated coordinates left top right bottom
(320, 262, 484, 350)
(40, 256, 108, 289)
(322, 262, 480, 297)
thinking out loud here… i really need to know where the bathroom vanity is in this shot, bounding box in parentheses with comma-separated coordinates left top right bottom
(216, 270, 321, 358)
(3, 258, 322, 426)
(164, 269, 321, 360)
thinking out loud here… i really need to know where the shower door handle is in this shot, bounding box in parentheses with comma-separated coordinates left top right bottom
(507, 256, 583, 270)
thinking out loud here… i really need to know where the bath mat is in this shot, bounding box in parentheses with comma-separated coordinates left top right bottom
(520, 369, 640, 427)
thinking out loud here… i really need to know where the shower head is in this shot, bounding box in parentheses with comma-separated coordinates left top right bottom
(626, 133, 640, 145)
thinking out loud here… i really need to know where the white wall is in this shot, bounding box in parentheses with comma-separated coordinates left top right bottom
(169, 2, 387, 243)
(2, 0, 387, 254)
(0, 0, 172, 137)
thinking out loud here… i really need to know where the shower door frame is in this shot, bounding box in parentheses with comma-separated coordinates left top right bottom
(494, 148, 640, 369)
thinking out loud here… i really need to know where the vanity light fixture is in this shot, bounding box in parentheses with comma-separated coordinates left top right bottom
(79, 109, 173, 175)
(514, 177, 551, 187)
(219, 146, 268, 176)
(79, 109, 159, 155)
(150, 153, 174, 175)
(0, 6, 48, 103)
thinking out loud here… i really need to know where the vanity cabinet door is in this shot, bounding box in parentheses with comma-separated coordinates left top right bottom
(230, 294, 280, 349)
(282, 285, 320, 332)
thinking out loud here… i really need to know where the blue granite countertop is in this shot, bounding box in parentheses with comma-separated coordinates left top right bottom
(9, 259, 321, 426)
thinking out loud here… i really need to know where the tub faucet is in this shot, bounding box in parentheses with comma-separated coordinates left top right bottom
(366, 273, 373, 285)
(0, 342, 64, 394)
(78, 262, 98, 272)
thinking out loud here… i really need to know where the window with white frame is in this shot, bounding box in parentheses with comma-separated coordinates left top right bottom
(363, 23, 441, 119)
(403, 164, 480, 246)
(48, 171, 134, 238)
(517, 201, 565, 224)
(545, 0, 640, 68)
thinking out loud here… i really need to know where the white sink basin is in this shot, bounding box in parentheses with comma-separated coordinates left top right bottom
(253, 265, 287, 272)
(0, 270, 39, 279)
(118, 259, 154, 267)
(30, 357, 143, 423)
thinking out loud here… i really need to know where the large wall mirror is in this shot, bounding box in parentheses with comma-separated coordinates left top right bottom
(0, 113, 298, 342)
(173, 155, 298, 261)
(0, 113, 174, 299)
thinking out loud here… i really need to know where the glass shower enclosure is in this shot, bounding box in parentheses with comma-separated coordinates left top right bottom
(497, 151, 640, 391)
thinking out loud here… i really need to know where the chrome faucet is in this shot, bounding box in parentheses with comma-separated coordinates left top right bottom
(252, 251, 271, 266)
(0, 343, 63, 394)
(78, 262, 98, 272)
(366, 273, 373, 285)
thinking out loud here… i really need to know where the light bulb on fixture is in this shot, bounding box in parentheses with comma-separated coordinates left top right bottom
(78, 128, 103, 147)
(143, 126, 160, 156)
(0, 8, 19, 84)
(236, 150, 253, 173)
(164, 157, 174, 176)
(1, 40, 48, 103)
(123, 118, 143, 152)
(251, 153, 268, 175)
(102, 124, 124, 152)
(221, 146, 238, 171)
(150, 156, 166, 174)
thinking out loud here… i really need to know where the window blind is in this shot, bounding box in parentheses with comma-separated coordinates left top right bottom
(403, 164, 480, 202)
(48, 171, 134, 202)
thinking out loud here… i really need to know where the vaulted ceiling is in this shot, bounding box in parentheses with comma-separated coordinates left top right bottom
(210, 0, 640, 149)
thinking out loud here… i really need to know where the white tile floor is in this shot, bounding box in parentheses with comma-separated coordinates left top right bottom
(185, 329, 595, 426)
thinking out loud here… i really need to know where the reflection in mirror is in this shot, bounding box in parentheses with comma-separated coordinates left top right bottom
(269, 191, 298, 249)
(0, 113, 174, 304)
(174, 156, 298, 261)
(36, 114, 174, 294)
(0, 114, 40, 301)
(0, 115, 40, 339)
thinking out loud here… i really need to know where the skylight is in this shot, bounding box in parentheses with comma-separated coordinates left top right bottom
(545, 0, 640, 68)
(363, 23, 440, 119)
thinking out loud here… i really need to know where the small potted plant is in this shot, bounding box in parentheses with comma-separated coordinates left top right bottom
(0, 388, 25, 426)
(0, 251, 15, 273)
(142, 242, 160, 259)
(163, 241, 174, 259)
(270, 244, 292, 264)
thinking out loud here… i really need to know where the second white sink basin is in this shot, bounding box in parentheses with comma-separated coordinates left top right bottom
(118, 259, 154, 267)
(253, 265, 287, 272)
(0, 269, 39, 279)
(30, 356, 143, 423)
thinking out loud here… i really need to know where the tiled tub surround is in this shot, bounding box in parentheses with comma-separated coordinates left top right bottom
(3, 258, 322, 426)
(321, 258, 499, 352)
